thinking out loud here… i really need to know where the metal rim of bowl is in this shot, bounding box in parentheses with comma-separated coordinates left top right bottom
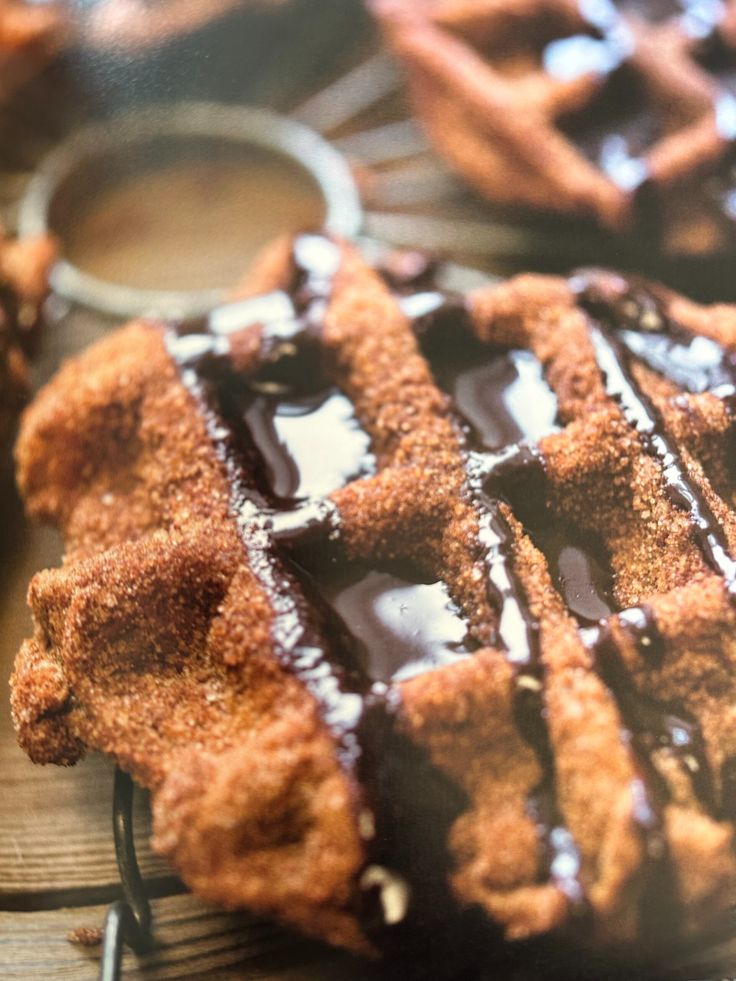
(18, 101, 364, 319)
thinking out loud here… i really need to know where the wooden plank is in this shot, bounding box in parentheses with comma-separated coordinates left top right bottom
(0, 893, 381, 981)
(4, 892, 733, 981)
(0, 742, 175, 905)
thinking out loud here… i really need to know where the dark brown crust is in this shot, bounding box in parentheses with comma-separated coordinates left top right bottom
(11, 238, 736, 955)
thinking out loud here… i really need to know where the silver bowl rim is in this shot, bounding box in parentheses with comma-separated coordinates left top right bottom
(18, 101, 364, 319)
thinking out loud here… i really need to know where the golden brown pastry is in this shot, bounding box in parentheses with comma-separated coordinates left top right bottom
(11, 233, 736, 971)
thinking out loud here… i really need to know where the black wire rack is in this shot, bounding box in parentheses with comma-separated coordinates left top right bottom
(97, 765, 736, 981)
(98, 769, 152, 981)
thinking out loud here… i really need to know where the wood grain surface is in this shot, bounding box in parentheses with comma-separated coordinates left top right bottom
(0, 894, 379, 980)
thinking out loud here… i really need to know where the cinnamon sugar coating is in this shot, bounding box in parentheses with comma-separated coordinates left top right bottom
(11, 236, 736, 964)
(371, 0, 736, 255)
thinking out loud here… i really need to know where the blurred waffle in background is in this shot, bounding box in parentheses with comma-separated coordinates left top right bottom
(368, 0, 736, 289)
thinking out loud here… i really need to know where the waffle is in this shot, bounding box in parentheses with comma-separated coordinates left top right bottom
(10, 232, 736, 971)
(370, 0, 736, 256)
(0, 228, 55, 454)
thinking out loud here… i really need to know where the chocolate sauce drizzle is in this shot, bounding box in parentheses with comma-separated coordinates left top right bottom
(574, 271, 736, 600)
(407, 295, 585, 907)
(545, 0, 735, 238)
(571, 271, 736, 929)
(167, 236, 371, 769)
(574, 270, 736, 396)
(588, 322, 736, 590)
(636, 698, 717, 813)
(406, 263, 735, 917)
(472, 481, 586, 905)
(169, 235, 483, 944)
(583, 620, 682, 937)
(303, 558, 474, 685)
(168, 233, 736, 946)
(569, 271, 735, 913)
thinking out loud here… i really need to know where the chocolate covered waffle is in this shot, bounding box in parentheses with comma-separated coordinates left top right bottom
(371, 0, 736, 256)
(0, 228, 55, 454)
(10, 233, 736, 970)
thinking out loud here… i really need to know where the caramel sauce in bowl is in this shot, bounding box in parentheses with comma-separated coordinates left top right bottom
(19, 102, 362, 318)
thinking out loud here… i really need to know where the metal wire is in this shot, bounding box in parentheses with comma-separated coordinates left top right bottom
(98, 768, 153, 981)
